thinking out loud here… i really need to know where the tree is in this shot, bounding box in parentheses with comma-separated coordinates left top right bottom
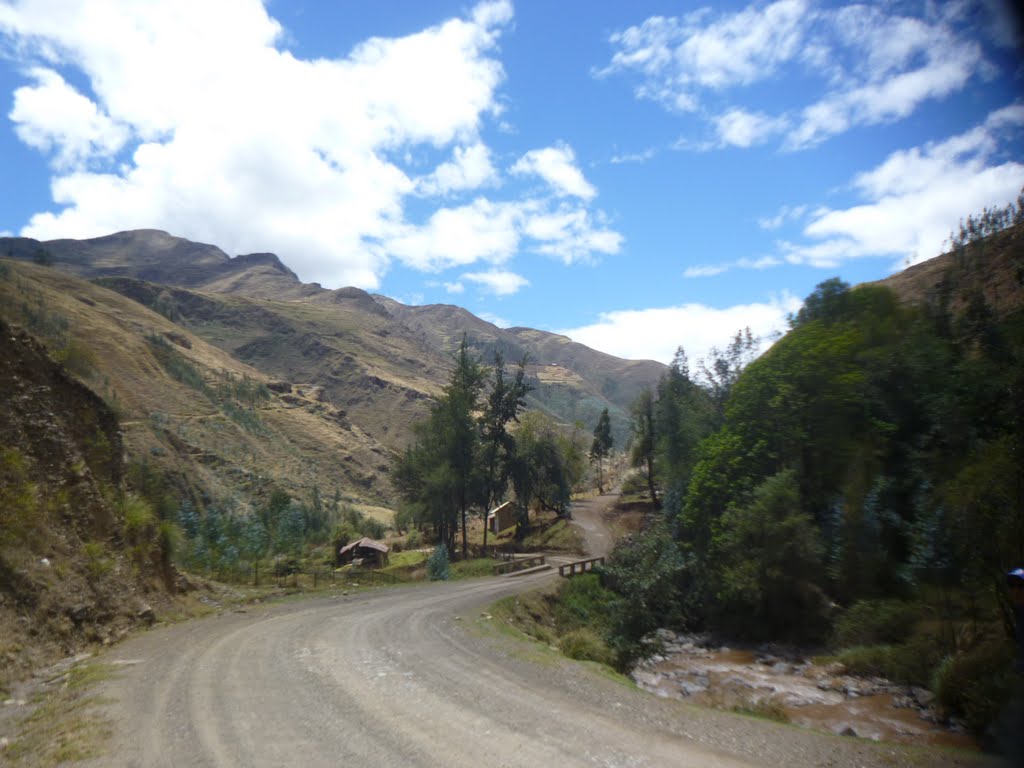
(629, 388, 658, 507)
(479, 352, 532, 550)
(510, 411, 574, 536)
(589, 407, 613, 493)
(710, 470, 828, 641)
(392, 336, 486, 559)
(697, 327, 759, 422)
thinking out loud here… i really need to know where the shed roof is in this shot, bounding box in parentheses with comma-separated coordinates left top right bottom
(339, 537, 389, 556)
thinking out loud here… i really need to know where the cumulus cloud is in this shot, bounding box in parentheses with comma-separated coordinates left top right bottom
(782, 105, 1024, 268)
(602, 0, 996, 150)
(510, 144, 597, 200)
(461, 269, 529, 296)
(10, 68, 129, 168)
(0, 0, 620, 290)
(416, 143, 497, 196)
(558, 293, 802, 365)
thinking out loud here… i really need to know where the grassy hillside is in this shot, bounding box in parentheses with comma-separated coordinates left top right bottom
(0, 260, 397, 510)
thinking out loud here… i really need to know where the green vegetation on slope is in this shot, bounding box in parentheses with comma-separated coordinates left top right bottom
(559, 206, 1024, 744)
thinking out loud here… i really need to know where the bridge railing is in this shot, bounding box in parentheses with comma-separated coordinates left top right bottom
(558, 556, 604, 578)
(493, 555, 546, 575)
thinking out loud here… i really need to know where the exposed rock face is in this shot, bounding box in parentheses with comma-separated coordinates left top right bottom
(0, 319, 167, 688)
(0, 320, 123, 540)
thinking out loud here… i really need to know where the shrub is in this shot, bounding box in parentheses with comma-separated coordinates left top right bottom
(834, 626, 944, 686)
(559, 628, 615, 666)
(932, 639, 1015, 736)
(833, 599, 920, 647)
(361, 516, 386, 540)
(406, 529, 422, 549)
(0, 448, 38, 546)
(426, 544, 449, 581)
(619, 472, 648, 498)
(54, 337, 97, 377)
(83, 542, 113, 582)
(553, 574, 615, 633)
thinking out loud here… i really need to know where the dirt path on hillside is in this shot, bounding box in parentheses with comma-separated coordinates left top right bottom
(568, 488, 618, 558)
(79, 561, 992, 768)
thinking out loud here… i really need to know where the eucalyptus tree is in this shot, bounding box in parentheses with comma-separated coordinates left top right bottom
(589, 407, 613, 493)
(478, 351, 532, 550)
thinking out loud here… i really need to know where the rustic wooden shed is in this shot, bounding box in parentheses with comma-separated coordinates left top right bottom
(338, 537, 390, 568)
(486, 501, 515, 534)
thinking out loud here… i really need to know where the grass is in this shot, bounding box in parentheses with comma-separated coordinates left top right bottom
(520, 518, 584, 553)
(450, 557, 499, 579)
(4, 662, 115, 767)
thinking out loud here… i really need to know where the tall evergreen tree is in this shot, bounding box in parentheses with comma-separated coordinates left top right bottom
(479, 352, 532, 550)
(590, 407, 613, 493)
(629, 388, 659, 507)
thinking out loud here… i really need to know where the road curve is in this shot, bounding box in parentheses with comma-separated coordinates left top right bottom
(90, 573, 759, 768)
(86, 572, 978, 768)
(84, 495, 981, 768)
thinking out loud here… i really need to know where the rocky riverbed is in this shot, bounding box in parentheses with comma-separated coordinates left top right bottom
(631, 629, 976, 750)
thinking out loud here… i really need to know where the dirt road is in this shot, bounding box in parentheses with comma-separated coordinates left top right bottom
(83, 496, 987, 768)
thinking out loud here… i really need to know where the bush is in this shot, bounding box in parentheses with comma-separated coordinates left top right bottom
(833, 599, 919, 647)
(932, 639, 1015, 736)
(559, 629, 614, 666)
(361, 516, 386, 540)
(426, 544, 449, 581)
(834, 626, 944, 686)
(406, 529, 422, 549)
(83, 542, 113, 582)
(554, 574, 614, 633)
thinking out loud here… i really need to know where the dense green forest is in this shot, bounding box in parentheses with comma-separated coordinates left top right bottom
(594, 207, 1024, 739)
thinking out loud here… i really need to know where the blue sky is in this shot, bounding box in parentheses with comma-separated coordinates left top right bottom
(1, 1, 1022, 365)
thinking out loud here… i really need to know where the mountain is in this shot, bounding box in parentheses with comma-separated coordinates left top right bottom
(0, 230, 666, 512)
(872, 220, 1023, 320)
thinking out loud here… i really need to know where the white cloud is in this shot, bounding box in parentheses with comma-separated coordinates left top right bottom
(461, 269, 529, 296)
(416, 142, 496, 195)
(684, 254, 783, 278)
(601, 0, 808, 104)
(603, 1, 994, 150)
(784, 106, 1024, 267)
(713, 108, 787, 148)
(784, 13, 985, 149)
(683, 264, 728, 278)
(559, 293, 802, 365)
(757, 204, 807, 230)
(510, 144, 597, 200)
(476, 310, 510, 328)
(517, 204, 620, 264)
(0, 0, 619, 291)
(610, 147, 657, 164)
(385, 198, 520, 272)
(10, 68, 128, 168)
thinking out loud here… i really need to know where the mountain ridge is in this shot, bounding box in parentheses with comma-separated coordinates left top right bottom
(0, 229, 666, 511)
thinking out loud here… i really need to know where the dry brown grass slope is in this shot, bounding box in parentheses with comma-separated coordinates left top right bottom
(2, 229, 665, 449)
(0, 260, 400, 511)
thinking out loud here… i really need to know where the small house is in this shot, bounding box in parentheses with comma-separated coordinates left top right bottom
(338, 537, 390, 568)
(486, 501, 515, 534)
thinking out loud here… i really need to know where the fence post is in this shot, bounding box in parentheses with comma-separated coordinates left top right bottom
(254, 561, 259, 587)
(314, 568, 318, 588)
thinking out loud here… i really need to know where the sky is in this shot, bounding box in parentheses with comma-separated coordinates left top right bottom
(1, 0, 1022, 366)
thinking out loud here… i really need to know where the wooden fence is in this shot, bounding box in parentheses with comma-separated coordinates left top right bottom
(493, 554, 546, 575)
(558, 556, 604, 577)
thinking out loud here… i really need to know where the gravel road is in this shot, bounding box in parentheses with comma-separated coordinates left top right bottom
(82, 495, 994, 768)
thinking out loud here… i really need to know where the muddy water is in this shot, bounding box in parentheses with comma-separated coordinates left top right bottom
(632, 636, 976, 750)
